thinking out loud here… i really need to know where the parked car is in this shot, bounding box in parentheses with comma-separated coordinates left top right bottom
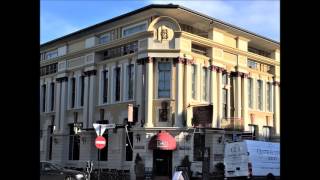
(40, 161, 85, 180)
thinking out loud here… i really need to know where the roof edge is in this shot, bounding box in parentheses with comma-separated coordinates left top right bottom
(41, 3, 279, 48)
(40, 4, 178, 48)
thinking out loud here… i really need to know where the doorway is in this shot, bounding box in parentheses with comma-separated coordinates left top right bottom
(153, 150, 172, 179)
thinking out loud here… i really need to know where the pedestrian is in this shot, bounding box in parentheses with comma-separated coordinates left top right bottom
(134, 153, 144, 180)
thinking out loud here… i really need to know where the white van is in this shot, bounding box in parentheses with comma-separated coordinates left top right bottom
(224, 140, 279, 179)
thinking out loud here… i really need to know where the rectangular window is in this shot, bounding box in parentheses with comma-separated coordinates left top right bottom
(99, 33, 111, 44)
(71, 78, 76, 108)
(45, 49, 58, 60)
(222, 89, 228, 118)
(257, 80, 263, 110)
(127, 64, 134, 100)
(100, 109, 105, 121)
(159, 109, 168, 122)
(263, 126, 271, 141)
(48, 118, 54, 160)
(50, 82, 55, 111)
(100, 128, 108, 161)
(249, 124, 258, 140)
(80, 76, 85, 106)
(125, 131, 133, 161)
(103, 70, 108, 103)
(68, 124, 80, 160)
(247, 59, 257, 69)
(115, 67, 121, 101)
(123, 22, 147, 37)
(222, 72, 228, 85)
(42, 84, 46, 112)
(248, 78, 253, 108)
(193, 133, 205, 161)
(266, 83, 272, 111)
(158, 62, 171, 98)
(202, 67, 208, 101)
(191, 64, 196, 99)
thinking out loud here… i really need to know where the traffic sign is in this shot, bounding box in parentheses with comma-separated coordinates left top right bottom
(95, 136, 106, 149)
(93, 123, 116, 136)
(128, 104, 133, 122)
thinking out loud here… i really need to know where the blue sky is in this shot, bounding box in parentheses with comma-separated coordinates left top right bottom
(41, 0, 280, 44)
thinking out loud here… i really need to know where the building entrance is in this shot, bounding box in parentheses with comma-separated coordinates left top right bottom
(153, 150, 172, 179)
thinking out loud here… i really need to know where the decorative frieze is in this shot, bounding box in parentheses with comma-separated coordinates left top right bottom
(230, 71, 249, 78)
(136, 57, 154, 65)
(209, 65, 226, 73)
(273, 81, 280, 87)
(83, 70, 97, 77)
(55, 76, 68, 82)
(173, 57, 194, 65)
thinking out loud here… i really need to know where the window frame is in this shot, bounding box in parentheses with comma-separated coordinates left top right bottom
(191, 64, 197, 100)
(50, 82, 55, 111)
(157, 61, 172, 99)
(102, 70, 109, 103)
(113, 66, 122, 102)
(202, 67, 209, 102)
(257, 80, 263, 110)
(42, 84, 46, 112)
(99, 32, 111, 44)
(126, 63, 135, 100)
(248, 78, 253, 109)
(122, 21, 148, 38)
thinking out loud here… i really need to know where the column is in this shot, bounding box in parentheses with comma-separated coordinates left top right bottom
(83, 75, 90, 128)
(55, 77, 68, 132)
(54, 81, 61, 130)
(252, 78, 257, 110)
(274, 82, 280, 136)
(242, 74, 249, 131)
(88, 70, 97, 128)
(60, 78, 68, 132)
(135, 61, 143, 127)
(145, 57, 154, 128)
(226, 73, 231, 118)
(175, 59, 184, 127)
(184, 59, 193, 127)
(75, 75, 80, 108)
(46, 81, 51, 112)
(217, 70, 223, 128)
(210, 66, 218, 128)
(262, 80, 266, 112)
(234, 73, 242, 118)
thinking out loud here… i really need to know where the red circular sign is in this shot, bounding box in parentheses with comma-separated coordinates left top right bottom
(95, 136, 106, 149)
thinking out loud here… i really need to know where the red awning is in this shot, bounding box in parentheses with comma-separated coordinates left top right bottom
(148, 131, 177, 150)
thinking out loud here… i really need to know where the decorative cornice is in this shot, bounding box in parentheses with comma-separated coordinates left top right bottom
(230, 71, 249, 78)
(83, 70, 97, 77)
(136, 57, 154, 65)
(209, 65, 226, 73)
(273, 81, 280, 87)
(56, 77, 68, 82)
(241, 73, 249, 78)
(173, 57, 185, 64)
(173, 57, 194, 65)
(146, 56, 153, 64)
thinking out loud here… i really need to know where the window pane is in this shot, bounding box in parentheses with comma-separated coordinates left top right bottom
(158, 62, 171, 98)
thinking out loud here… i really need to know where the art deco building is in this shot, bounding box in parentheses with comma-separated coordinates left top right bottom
(40, 4, 280, 179)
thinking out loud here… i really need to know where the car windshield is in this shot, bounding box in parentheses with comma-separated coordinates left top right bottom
(43, 162, 65, 171)
(50, 163, 64, 170)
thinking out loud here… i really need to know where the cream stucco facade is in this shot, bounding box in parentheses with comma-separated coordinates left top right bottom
(40, 4, 280, 179)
